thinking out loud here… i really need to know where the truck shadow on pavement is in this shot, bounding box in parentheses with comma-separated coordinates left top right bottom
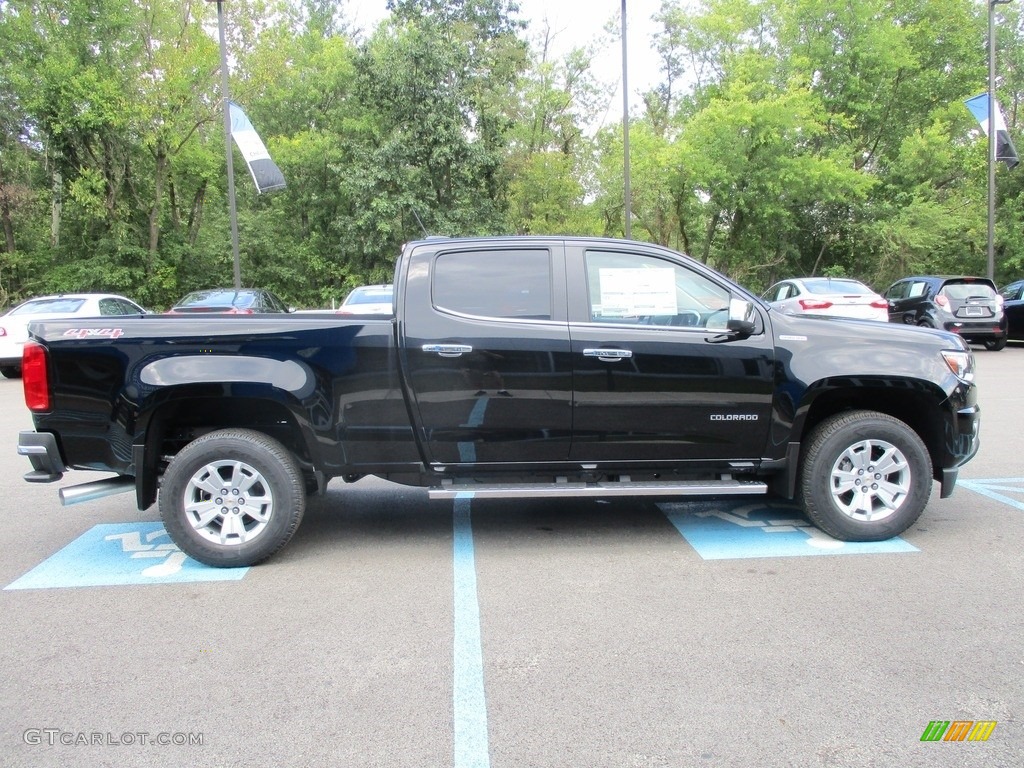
(294, 485, 920, 564)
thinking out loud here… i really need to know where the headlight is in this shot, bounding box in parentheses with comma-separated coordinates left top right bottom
(941, 350, 975, 382)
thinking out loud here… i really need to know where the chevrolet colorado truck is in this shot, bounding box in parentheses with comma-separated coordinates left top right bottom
(17, 237, 980, 566)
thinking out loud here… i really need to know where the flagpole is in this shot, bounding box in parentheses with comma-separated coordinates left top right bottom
(210, 0, 242, 289)
(988, 0, 1012, 282)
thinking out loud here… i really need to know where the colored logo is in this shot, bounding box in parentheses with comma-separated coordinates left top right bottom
(660, 501, 918, 560)
(959, 478, 1024, 512)
(920, 720, 997, 742)
(4, 522, 248, 589)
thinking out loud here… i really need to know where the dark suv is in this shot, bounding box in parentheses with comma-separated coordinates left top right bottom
(883, 275, 1008, 350)
(1001, 280, 1024, 341)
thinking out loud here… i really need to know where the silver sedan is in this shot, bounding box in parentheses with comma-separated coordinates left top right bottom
(762, 277, 889, 322)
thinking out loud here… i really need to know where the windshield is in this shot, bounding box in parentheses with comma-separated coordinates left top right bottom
(11, 298, 87, 315)
(803, 280, 873, 296)
(178, 291, 252, 308)
(941, 282, 996, 300)
(346, 288, 392, 305)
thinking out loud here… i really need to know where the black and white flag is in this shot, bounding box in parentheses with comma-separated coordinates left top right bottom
(229, 101, 287, 192)
(965, 93, 1019, 170)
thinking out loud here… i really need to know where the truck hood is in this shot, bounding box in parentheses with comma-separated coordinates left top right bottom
(768, 309, 965, 348)
(765, 308, 970, 390)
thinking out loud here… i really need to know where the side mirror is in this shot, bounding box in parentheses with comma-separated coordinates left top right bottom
(726, 298, 756, 336)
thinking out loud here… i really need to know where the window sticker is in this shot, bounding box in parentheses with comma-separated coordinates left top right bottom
(597, 267, 677, 318)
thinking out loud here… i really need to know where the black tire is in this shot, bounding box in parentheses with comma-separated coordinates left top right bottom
(798, 410, 932, 541)
(159, 428, 305, 567)
(983, 337, 1007, 351)
(916, 319, 933, 329)
(0, 365, 20, 379)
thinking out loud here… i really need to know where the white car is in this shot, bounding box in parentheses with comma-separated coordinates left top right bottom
(761, 277, 889, 322)
(0, 293, 147, 378)
(337, 284, 394, 315)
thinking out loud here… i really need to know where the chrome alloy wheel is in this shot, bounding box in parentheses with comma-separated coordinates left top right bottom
(829, 438, 911, 522)
(183, 459, 274, 546)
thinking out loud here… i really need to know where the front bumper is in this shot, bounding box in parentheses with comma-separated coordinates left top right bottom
(938, 399, 980, 498)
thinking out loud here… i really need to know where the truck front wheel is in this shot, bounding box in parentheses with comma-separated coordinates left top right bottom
(798, 411, 931, 541)
(159, 429, 305, 567)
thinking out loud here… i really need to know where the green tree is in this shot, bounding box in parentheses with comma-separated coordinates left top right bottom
(506, 27, 605, 235)
(623, 0, 987, 291)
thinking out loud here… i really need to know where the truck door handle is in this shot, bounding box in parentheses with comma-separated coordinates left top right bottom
(583, 348, 632, 362)
(422, 343, 473, 358)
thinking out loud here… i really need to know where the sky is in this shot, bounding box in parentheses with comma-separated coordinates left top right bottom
(343, 1, 667, 128)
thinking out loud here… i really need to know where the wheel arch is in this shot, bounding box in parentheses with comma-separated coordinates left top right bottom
(133, 385, 319, 508)
(794, 379, 946, 483)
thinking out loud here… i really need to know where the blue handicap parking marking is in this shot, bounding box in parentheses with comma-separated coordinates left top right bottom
(958, 478, 1024, 512)
(4, 522, 248, 590)
(659, 501, 918, 560)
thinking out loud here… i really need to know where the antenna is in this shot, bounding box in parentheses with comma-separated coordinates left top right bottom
(411, 209, 428, 238)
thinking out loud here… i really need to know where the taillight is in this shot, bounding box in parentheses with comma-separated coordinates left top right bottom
(995, 295, 1004, 310)
(935, 295, 950, 309)
(22, 342, 51, 412)
(798, 299, 833, 310)
(870, 299, 889, 309)
(0, 327, 7, 337)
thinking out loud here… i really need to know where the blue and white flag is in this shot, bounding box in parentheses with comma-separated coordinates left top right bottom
(965, 93, 1019, 170)
(229, 101, 286, 193)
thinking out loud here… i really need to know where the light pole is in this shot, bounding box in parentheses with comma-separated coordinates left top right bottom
(988, 0, 1012, 282)
(207, 0, 242, 289)
(621, 0, 632, 239)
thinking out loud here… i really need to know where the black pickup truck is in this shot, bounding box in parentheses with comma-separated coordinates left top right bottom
(17, 237, 980, 566)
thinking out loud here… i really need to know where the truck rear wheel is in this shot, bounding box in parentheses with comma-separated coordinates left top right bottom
(159, 428, 305, 567)
(798, 411, 931, 541)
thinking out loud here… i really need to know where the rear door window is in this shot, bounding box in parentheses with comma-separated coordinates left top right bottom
(907, 281, 928, 298)
(432, 250, 552, 321)
(99, 298, 125, 315)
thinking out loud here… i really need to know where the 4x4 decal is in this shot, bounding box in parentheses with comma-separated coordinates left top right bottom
(63, 328, 124, 339)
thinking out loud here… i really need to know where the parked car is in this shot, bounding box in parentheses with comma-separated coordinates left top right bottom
(1000, 279, 1024, 341)
(761, 277, 889, 321)
(337, 284, 394, 315)
(167, 288, 291, 315)
(0, 293, 147, 378)
(883, 275, 1008, 350)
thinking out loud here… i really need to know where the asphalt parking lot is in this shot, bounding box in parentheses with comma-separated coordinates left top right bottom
(1, 345, 1023, 768)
